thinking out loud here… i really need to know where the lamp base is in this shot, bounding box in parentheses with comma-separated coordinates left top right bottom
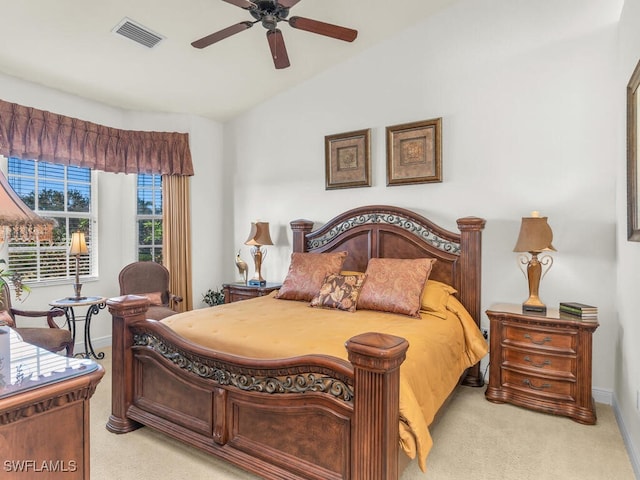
(71, 281, 85, 301)
(522, 303, 546, 314)
(248, 279, 266, 287)
(519, 252, 550, 316)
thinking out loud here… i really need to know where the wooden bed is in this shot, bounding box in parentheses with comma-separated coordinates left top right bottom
(106, 205, 486, 480)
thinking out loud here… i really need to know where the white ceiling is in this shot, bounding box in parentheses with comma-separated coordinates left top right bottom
(0, 0, 459, 122)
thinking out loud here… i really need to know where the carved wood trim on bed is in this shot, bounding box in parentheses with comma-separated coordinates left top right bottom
(106, 205, 485, 480)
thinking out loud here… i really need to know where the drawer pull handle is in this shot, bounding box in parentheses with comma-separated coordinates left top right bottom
(522, 379, 551, 390)
(524, 333, 552, 345)
(523, 356, 551, 368)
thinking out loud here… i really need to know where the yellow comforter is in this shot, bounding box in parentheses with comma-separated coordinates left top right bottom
(162, 292, 488, 471)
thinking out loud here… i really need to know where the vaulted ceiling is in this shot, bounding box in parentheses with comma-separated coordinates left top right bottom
(0, 0, 459, 121)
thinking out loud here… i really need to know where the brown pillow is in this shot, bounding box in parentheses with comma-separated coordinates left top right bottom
(135, 291, 164, 306)
(275, 252, 348, 302)
(357, 258, 436, 318)
(310, 273, 367, 312)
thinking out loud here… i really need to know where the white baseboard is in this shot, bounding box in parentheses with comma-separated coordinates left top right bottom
(74, 334, 112, 355)
(593, 387, 613, 405)
(574, 385, 639, 478)
(596, 387, 640, 478)
(612, 393, 640, 480)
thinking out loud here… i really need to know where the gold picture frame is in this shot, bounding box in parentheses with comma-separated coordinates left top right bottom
(386, 118, 442, 186)
(627, 59, 640, 241)
(325, 129, 371, 190)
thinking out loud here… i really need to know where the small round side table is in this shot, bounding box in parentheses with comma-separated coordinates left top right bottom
(49, 296, 107, 359)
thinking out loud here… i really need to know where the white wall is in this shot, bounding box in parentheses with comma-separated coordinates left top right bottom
(618, 0, 640, 474)
(0, 0, 636, 471)
(226, 0, 622, 392)
(0, 73, 226, 347)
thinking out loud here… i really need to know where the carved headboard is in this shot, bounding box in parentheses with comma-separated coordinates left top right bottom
(290, 205, 485, 331)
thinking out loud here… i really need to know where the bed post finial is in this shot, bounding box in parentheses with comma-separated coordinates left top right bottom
(290, 219, 314, 253)
(346, 332, 409, 480)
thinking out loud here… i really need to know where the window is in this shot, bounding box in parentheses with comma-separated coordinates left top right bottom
(6, 157, 96, 284)
(136, 174, 162, 262)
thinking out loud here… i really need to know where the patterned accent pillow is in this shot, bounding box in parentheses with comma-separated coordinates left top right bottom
(420, 280, 457, 319)
(310, 273, 367, 312)
(357, 258, 436, 318)
(275, 251, 348, 302)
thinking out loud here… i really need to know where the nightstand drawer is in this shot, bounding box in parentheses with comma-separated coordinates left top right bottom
(503, 324, 576, 354)
(226, 291, 257, 303)
(502, 369, 575, 402)
(502, 347, 576, 378)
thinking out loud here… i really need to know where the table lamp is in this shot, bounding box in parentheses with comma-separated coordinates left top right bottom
(244, 222, 273, 286)
(69, 231, 89, 300)
(513, 211, 556, 313)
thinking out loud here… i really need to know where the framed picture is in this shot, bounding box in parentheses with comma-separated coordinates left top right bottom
(386, 118, 442, 186)
(325, 129, 371, 190)
(627, 59, 640, 241)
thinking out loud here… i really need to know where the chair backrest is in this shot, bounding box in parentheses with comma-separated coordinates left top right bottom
(119, 262, 171, 306)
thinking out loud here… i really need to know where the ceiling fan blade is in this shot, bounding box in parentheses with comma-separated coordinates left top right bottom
(288, 16, 357, 42)
(267, 29, 290, 69)
(191, 21, 254, 49)
(222, 0, 257, 9)
(278, 0, 302, 8)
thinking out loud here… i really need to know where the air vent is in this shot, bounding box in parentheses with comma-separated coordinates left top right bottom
(112, 17, 164, 48)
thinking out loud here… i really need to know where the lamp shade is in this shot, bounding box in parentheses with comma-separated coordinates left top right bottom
(244, 222, 273, 247)
(0, 169, 54, 243)
(69, 231, 88, 255)
(513, 213, 556, 253)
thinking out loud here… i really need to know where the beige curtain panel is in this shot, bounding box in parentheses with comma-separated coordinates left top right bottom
(0, 99, 194, 176)
(162, 174, 193, 313)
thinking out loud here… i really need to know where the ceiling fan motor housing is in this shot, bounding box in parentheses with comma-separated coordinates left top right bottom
(261, 15, 279, 30)
(250, 0, 290, 30)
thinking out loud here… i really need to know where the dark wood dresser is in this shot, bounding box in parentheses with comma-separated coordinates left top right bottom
(485, 303, 598, 424)
(222, 282, 282, 303)
(0, 327, 104, 479)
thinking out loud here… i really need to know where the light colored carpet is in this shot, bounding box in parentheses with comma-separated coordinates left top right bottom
(90, 349, 635, 479)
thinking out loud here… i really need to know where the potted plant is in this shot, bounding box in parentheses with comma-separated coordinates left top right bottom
(202, 288, 225, 307)
(0, 259, 28, 310)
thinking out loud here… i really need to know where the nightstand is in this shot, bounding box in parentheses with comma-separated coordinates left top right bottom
(222, 282, 282, 304)
(485, 303, 598, 424)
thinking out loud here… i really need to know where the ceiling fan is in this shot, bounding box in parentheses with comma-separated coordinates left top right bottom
(191, 0, 358, 69)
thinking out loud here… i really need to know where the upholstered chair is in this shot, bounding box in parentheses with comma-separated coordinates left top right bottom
(0, 282, 73, 356)
(118, 261, 183, 320)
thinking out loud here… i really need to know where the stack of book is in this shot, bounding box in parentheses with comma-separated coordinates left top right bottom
(559, 302, 598, 320)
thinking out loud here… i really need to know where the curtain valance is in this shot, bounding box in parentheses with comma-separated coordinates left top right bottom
(0, 99, 194, 176)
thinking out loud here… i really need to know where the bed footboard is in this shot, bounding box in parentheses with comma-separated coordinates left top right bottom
(107, 295, 408, 480)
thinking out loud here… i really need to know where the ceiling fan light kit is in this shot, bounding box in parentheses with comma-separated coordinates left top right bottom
(192, 0, 357, 69)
